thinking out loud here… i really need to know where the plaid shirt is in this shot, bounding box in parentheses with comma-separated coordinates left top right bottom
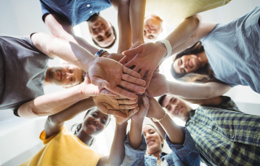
(186, 97, 260, 166)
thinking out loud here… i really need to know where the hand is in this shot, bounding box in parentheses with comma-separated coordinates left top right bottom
(120, 42, 166, 88)
(146, 72, 168, 97)
(88, 57, 146, 99)
(131, 95, 150, 121)
(79, 75, 116, 96)
(93, 95, 139, 121)
(105, 53, 124, 62)
(146, 97, 165, 119)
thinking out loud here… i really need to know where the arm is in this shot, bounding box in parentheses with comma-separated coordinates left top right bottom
(129, 0, 145, 47)
(31, 33, 146, 99)
(44, 13, 99, 55)
(182, 96, 225, 106)
(17, 79, 99, 118)
(98, 122, 127, 166)
(167, 81, 231, 99)
(44, 97, 95, 138)
(147, 97, 184, 144)
(129, 95, 149, 149)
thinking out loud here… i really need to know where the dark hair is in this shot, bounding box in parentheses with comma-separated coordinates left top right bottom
(171, 41, 220, 83)
(71, 107, 111, 146)
(158, 94, 167, 107)
(92, 25, 117, 49)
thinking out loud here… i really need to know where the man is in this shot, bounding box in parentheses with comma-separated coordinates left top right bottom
(157, 94, 260, 166)
(45, 64, 84, 88)
(0, 33, 145, 118)
(40, 0, 146, 52)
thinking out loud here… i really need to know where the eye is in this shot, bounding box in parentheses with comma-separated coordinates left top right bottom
(96, 35, 104, 41)
(166, 105, 171, 111)
(105, 31, 112, 38)
(92, 112, 98, 118)
(101, 118, 107, 125)
(148, 35, 154, 39)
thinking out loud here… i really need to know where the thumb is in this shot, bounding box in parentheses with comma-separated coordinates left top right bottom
(123, 45, 143, 57)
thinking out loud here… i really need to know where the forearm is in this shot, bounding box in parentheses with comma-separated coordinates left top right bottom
(116, 0, 132, 53)
(159, 114, 184, 144)
(167, 81, 231, 99)
(17, 85, 90, 118)
(32, 33, 95, 72)
(182, 96, 224, 106)
(129, 118, 144, 149)
(44, 98, 95, 137)
(130, 0, 145, 45)
(107, 122, 128, 166)
(165, 15, 200, 56)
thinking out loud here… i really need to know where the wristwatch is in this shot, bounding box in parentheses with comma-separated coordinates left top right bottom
(95, 49, 108, 57)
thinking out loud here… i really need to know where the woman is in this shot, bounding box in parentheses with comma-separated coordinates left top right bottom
(170, 6, 260, 96)
(21, 83, 127, 166)
(122, 96, 200, 166)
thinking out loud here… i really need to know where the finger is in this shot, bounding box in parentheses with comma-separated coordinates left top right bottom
(138, 69, 147, 79)
(119, 81, 145, 94)
(119, 56, 128, 65)
(121, 74, 146, 86)
(143, 71, 154, 88)
(106, 85, 138, 99)
(119, 104, 138, 110)
(107, 109, 127, 119)
(100, 89, 117, 96)
(128, 107, 139, 117)
(123, 66, 141, 78)
(117, 98, 138, 104)
(123, 45, 143, 57)
(91, 76, 110, 88)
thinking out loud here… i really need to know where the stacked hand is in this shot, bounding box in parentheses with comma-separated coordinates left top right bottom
(120, 42, 167, 88)
(88, 57, 146, 99)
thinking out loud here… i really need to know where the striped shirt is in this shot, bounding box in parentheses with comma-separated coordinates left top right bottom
(186, 98, 260, 166)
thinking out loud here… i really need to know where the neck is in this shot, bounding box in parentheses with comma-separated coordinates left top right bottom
(76, 130, 93, 146)
(197, 51, 208, 68)
(44, 68, 52, 84)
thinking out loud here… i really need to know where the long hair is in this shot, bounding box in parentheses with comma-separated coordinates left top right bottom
(170, 41, 221, 83)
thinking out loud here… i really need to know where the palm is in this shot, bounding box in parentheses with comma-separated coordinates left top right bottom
(120, 43, 166, 87)
(88, 57, 146, 99)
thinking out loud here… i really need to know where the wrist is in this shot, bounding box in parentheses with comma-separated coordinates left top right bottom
(156, 39, 172, 58)
(95, 49, 108, 58)
(152, 110, 167, 123)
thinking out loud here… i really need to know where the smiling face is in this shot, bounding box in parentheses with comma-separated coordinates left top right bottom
(143, 125, 163, 155)
(173, 54, 202, 74)
(82, 109, 110, 137)
(144, 15, 163, 42)
(47, 65, 83, 87)
(162, 95, 191, 120)
(88, 16, 115, 48)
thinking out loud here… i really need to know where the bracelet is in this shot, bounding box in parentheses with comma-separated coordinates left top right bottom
(156, 39, 172, 57)
(94, 49, 107, 57)
(152, 110, 167, 123)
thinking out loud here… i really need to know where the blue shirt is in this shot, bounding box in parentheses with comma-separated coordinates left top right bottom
(123, 128, 200, 166)
(40, 0, 112, 26)
(201, 7, 260, 93)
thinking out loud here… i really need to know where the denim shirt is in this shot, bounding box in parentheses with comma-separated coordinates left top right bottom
(40, 0, 112, 26)
(123, 128, 200, 166)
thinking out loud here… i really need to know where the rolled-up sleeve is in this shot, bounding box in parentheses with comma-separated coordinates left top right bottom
(166, 127, 200, 166)
(122, 133, 147, 166)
